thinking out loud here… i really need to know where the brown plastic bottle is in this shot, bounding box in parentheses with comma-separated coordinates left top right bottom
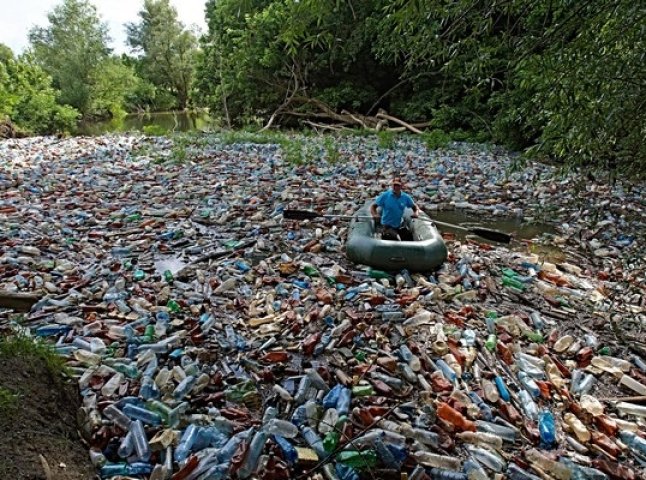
(436, 402, 476, 432)
(591, 431, 621, 457)
(594, 414, 619, 436)
(591, 459, 636, 480)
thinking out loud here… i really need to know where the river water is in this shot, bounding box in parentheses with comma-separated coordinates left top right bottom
(77, 111, 213, 136)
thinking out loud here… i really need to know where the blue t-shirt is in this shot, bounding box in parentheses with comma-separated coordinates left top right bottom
(375, 190, 414, 228)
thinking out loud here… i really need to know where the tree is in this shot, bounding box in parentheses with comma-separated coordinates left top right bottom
(0, 51, 78, 135)
(126, 0, 198, 109)
(28, 0, 111, 114)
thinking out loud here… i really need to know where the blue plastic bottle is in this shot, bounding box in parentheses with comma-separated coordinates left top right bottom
(538, 410, 556, 448)
(336, 387, 352, 416)
(273, 435, 298, 465)
(174, 424, 199, 462)
(237, 430, 268, 479)
(494, 376, 510, 402)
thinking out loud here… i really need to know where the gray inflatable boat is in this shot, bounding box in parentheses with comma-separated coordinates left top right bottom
(346, 202, 447, 272)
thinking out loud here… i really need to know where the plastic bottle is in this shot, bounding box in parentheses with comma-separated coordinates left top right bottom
(273, 434, 298, 465)
(615, 402, 646, 417)
(174, 424, 199, 462)
(103, 404, 132, 430)
(437, 402, 476, 432)
(518, 390, 539, 421)
(538, 410, 557, 448)
(337, 450, 378, 469)
(494, 376, 511, 402)
(560, 458, 609, 480)
(122, 403, 162, 426)
(563, 413, 590, 443)
(466, 445, 506, 472)
(525, 449, 571, 480)
(237, 430, 268, 479)
(464, 458, 489, 480)
(436, 359, 458, 382)
(518, 372, 541, 398)
(457, 431, 503, 449)
(507, 462, 543, 480)
(619, 430, 646, 455)
(413, 451, 462, 470)
(130, 419, 151, 461)
(430, 469, 468, 480)
(336, 463, 360, 480)
(265, 418, 298, 438)
(467, 392, 493, 421)
(476, 421, 517, 442)
(302, 426, 326, 458)
(336, 387, 352, 416)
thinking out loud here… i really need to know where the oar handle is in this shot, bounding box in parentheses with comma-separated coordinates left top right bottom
(430, 219, 470, 232)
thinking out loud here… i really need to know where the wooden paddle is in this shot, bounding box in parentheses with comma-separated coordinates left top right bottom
(282, 209, 512, 243)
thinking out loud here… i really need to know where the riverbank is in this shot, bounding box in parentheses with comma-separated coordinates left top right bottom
(1, 133, 644, 479)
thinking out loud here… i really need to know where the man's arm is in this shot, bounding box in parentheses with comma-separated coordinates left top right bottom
(407, 195, 420, 217)
(370, 202, 380, 219)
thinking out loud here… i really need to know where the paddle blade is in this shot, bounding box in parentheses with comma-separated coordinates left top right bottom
(470, 227, 512, 244)
(282, 209, 322, 220)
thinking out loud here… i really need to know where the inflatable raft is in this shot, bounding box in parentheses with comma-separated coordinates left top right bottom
(346, 202, 447, 272)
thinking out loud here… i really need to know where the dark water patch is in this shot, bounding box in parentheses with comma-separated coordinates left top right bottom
(77, 111, 214, 136)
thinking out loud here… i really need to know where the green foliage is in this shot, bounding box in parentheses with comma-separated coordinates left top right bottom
(0, 335, 69, 378)
(323, 137, 340, 164)
(89, 59, 140, 118)
(196, 0, 644, 176)
(143, 124, 168, 136)
(422, 129, 451, 150)
(377, 131, 396, 149)
(0, 54, 79, 135)
(29, 0, 111, 114)
(127, 0, 198, 109)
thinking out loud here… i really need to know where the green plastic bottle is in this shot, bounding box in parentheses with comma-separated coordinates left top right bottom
(133, 269, 146, 281)
(142, 324, 155, 343)
(367, 268, 392, 280)
(485, 334, 497, 352)
(351, 385, 375, 397)
(502, 276, 525, 290)
(166, 299, 181, 313)
(336, 450, 378, 469)
(125, 213, 141, 223)
(525, 331, 544, 343)
(302, 265, 320, 277)
(323, 431, 340, 452)
(163, 270, 174, 283)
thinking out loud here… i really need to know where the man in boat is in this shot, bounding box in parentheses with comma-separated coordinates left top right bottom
(370, 177, 420, 241)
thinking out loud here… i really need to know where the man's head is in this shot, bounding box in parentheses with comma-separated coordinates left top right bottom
(392, 177, 402, 193)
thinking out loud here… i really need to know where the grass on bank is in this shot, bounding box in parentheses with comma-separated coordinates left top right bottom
(136, 126, 492, 166)
(0, 334, 69, 378)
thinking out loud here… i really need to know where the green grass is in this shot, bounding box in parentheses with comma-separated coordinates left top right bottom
(421, 129, 452, 150)
(377, 130, 397, 149)
(0, 387, 18, 415)
(0, 335, 70, 378)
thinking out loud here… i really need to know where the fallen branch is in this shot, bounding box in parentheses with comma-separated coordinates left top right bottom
(376, 111, 424, 134)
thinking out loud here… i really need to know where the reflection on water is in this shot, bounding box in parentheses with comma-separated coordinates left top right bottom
(431, 210, 556, 241)
(78, 111, 214, 136)
(431, 209, 565, 262)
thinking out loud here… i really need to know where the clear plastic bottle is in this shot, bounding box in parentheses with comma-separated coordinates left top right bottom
(525, 449, 571, 480)
(457, 431, 503, 449)
(466, 445, 506, 472)
(518, 390, 539, 421)
(414, 451, 462, 470)
(265, 418, 298, 438)
(130, 419, 151, 461)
